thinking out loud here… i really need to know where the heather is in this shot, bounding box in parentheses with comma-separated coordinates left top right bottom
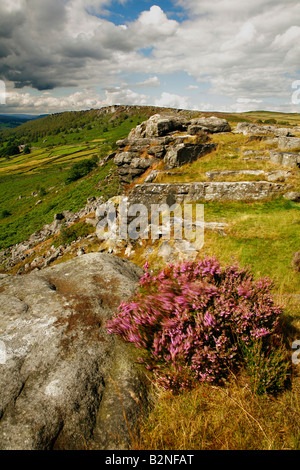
(106, 257, 290, 394)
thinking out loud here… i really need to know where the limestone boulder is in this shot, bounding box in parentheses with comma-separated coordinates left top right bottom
(236, 123, 294, 137)
(269, 151, 300, 168)
(278, 137, 300, 151)
(0, 253, 147, 450)
(164, 143, 217, 169)
(188, 117, 231, 134)
(144, 114, 186, 138)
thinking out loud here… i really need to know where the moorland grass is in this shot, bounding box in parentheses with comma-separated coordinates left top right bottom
(1, 109, 300, 450)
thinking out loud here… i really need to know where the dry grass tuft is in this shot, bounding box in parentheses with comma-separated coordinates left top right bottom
(135, 372, 300, 450)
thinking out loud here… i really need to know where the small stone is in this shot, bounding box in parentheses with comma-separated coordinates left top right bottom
(283, 192, 300, 202)
(292, 252, 300, 272)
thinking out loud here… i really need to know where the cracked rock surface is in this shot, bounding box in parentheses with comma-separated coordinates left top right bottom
(0, 253, 147, 450)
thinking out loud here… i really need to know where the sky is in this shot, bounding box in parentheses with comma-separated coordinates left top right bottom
(0, 0, 300, 115)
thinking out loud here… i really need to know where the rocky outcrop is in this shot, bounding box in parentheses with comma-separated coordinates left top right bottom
(114, 114, 231, 184)
(0, 253, 147, 450)
(132, 113, 187, 139)
(114, 152, 158, 184)
(128, 181, 284, 207)
(187, 116, 231, 134)
(270, 150, 300, 168)
(206, 169, 292, 183)
(278, 137, 300, 151)
(235, 123, 294, 137)
(164, 142, 217, 169)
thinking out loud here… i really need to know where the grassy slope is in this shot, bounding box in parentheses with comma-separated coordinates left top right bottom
(122, 112, 300, 451)
(0, 108, 152, 249)
(0, 107, 300, 450)
(132, 197, 300, 450)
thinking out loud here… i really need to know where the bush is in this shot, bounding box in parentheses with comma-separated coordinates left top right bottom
(0, 209, 11, 219)
(65, 156, 98, 184)
(0, 144, 20, 159)
(23, 145, 31, 154)
(240, 339, 290, 395)
(106, 258, 288, 393)
(55, 220, 95, 247)
(264, 119, 277, 125)
(39, 187, 47, 197)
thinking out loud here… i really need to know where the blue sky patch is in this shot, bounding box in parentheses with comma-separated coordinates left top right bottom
(100, 0, 188, 25)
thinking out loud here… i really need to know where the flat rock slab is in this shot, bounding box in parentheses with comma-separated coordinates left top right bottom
(128, 182, 285, 207)
(235, 123, 294, 137)
(0, 253, 146, 450)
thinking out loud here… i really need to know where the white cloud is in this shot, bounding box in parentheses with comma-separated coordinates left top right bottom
(137, 5, 178, 34)
(0, 0, 299, 113)
(134, 76, 160, 88)
(3, 86, 150, 114)
(154, 92, 191, 110)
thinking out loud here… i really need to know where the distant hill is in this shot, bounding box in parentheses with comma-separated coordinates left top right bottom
(0, 105, 182, 148)
(0, 114, 48, 130)
(0, 104, 299, 151)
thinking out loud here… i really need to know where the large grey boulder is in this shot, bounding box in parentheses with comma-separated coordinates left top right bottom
(114, 152, 137, 166)
(0, 253, 146, 450)
(188, 117, 231, 134)
(127, 114, 186, 142)
(164, 143, 217, 169)
(144, 114, 186, 138)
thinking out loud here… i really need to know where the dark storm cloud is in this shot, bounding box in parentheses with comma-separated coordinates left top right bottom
(0, 0, 119, 89)
(0, 10, 25, 38)
(0, 1, 179, 91)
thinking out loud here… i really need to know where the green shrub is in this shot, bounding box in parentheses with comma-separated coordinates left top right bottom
(65, 156, 98, 184)
(0, 144, 20, 159)
(240, 339, 290, 395)
(23, 145, 31, 154)
(0, 209, 11, 219)
(55, 221, 95, 247)
(264, 119, 277, 125)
